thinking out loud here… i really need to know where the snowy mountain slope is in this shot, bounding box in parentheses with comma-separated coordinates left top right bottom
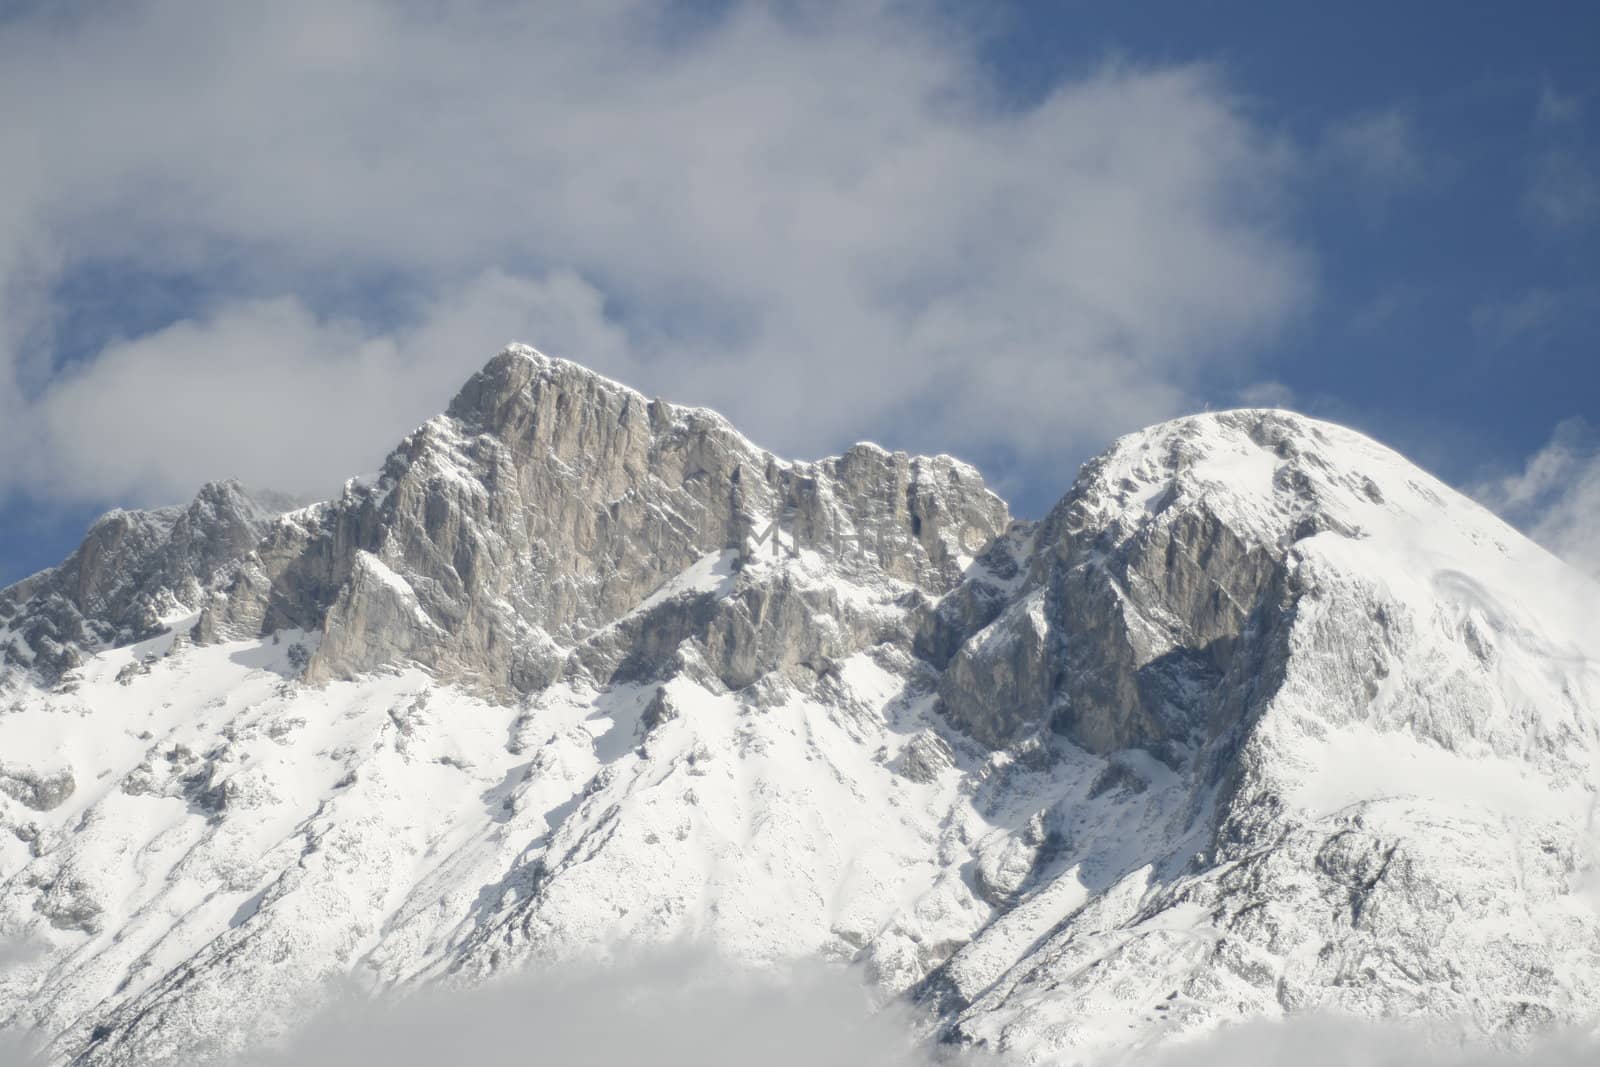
(1, 347, 1597, 1065)
(924, 413, 1600, 1060)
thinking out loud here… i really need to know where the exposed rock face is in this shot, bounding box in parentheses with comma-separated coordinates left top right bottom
(0, 766, 74, 813)
(0, 481, 289, 681)
(1, 350, 1597, 1067)
(190, 347, 1008, 697)
(931, 411, 1364, 757)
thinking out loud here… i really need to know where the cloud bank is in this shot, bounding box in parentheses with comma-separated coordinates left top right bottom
(239, 951, 969, 1067)
(184, 949, 1600, 1067)
(0, 0, 1309, 511)
(182, 954, 1600, 1067)
(1139, 1015, 1600, 1067)
(22, 272, 627, 502)
(3, 945, 1598, 1066)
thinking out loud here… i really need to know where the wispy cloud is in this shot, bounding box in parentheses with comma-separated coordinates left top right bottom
(1522, 82, 1597, 236)
(1522, 150, 1600, 234)
(1473, 418, 1600, 578)
(1470, 287, 1577, 351)
(1536, 83, 1583, 127)
(1233, 380, 1297, 408)
(0, 1, 1311, 510)
(1321, 109, 1425, 195)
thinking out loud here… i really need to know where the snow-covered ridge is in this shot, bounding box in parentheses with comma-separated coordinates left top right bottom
(1, 350, 1597, 1065)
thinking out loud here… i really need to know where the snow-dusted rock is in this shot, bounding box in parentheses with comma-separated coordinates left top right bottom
(0, 481, 289, 682)
(1, 349, 1596, 1065)
(190, 346, 1007, 700)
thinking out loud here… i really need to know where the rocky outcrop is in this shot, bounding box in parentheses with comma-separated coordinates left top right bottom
(0, 482, 290, 682)
(190, 347, 1009, 698)
(0, 766, 74, 813)
(930, 411, 1393, 757)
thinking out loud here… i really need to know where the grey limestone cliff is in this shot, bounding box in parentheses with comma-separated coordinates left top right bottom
(0, 481, 290, 682)
(5, 346, 1010, 702)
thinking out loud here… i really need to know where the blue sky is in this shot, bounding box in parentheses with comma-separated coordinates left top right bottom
(1, 0, 1596, 585)
(1014, 1, 1598, 470)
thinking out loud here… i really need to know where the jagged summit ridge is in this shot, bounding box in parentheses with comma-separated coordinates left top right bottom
(1, 348, 1597, 1066)
(0, 480, 290, 680)
(5, 345, 1010, 693)
(188, 343, 1010, 698)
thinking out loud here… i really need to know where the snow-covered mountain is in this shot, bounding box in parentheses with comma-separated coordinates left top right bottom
(1, 346, 1597, 1065)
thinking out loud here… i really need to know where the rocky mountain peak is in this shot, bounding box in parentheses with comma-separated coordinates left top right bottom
(930, 405, 1596, 762)
(179, 345, 1011, 698)
(1043, 408, 1407, 552)
(3, 349, 1597, 1067)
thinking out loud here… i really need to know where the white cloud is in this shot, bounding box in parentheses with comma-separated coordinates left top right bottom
(1138, 1014, 1600, 1067)
(1234, 380, 1297, 408)
(12, 271, 629, 503)
(6, 940, 1598, 1066)
(0, 0, 1310, 510)
(0, 939, 46, 1066)
(0, 937, 42, 977)
(79, 946, 1582, 1067)
(146, 951, 1600, 1067)
(1473, 418, 1600, 578)
(236, 949, 975, 1067)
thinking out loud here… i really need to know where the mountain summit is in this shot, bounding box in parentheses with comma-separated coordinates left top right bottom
(2, 346, 1597, 1064)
